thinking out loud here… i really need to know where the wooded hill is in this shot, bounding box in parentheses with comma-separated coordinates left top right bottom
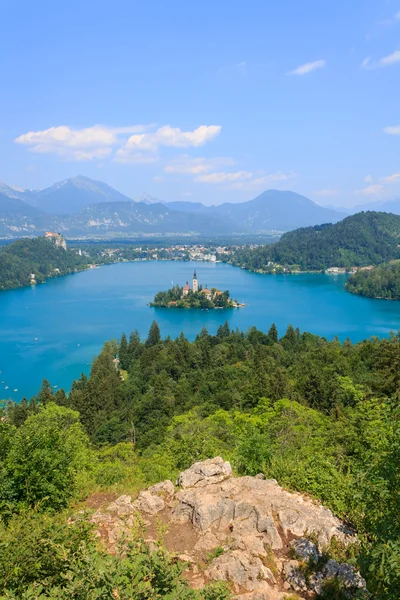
(346, 261, 400, 300)
(226, 212, 400, 271)
(0, 236, 88, 290)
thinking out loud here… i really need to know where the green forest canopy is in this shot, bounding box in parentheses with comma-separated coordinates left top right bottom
(224, 212, 400, 272)
(0, 236, 88, 290)
(2, 322, 400, 597)
(346, 261, 400, 300)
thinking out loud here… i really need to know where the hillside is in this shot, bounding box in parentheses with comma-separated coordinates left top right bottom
(346, 261, 400, 300)
(227, 211, 400, 271)
(0, 236, 87, 290)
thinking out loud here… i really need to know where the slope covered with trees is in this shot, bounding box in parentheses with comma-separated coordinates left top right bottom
(226, 212, 400, 272)
(0, 236, 88, 290)
(346, 261, 400, 300)
(2, 322, 400, 597)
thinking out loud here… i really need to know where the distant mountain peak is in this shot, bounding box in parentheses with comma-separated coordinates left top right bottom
(137, 192, 166, 205)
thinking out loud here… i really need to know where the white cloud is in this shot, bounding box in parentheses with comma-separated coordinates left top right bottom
(380, 50, 400, 66)
(361, 50, 400, 69)
(16, 123, 221, 163)
(115, 125, 221, 162)
(356, 184, 385, 196)
(15, 124, 148, 161)
(360, 57, 371, 69)
(164, 156, 235, 175)
(195, 171, 253, 184)
(365, 175, 373, 183)
(228, 172, 294, 190)
(381, 173, 400, 183)
(181, 191, 193, 197)
(194, 169, 293, 190)
(384, 125, 400, 135)
(314, 188, 339, 197)
(288, 60, 326, 76)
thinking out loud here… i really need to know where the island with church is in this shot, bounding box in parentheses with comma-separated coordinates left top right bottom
(150, 271, 243, 309)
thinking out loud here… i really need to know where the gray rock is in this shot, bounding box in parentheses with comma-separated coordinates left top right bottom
(322, 558, 340, 579)
(205, 549, 275, 593)
(282, 559, 307, 592)
(337, 563, 367, 590)
(177, 456, 232, 488)
(133, 490, 165, 515)
(147, 479, 175, 497)
(291, 537, 319, 563)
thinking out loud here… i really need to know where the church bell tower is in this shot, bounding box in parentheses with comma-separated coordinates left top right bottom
(192, 270, 199, 293)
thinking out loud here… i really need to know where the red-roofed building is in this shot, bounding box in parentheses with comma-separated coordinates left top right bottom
(182, 282, 191, 297)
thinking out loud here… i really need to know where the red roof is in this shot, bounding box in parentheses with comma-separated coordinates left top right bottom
(201, 288, 211, 294)
(183, 284, 190, 290)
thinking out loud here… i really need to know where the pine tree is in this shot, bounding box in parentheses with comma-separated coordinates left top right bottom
(146, 321, 161, 347)
(281, 324, 297, 347)
(119, 333, 129, 370)
(268, 323, 278, 343)
(36, 379, 54, 406)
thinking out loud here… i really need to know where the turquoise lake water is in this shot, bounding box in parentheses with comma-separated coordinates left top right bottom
(1, 260, 400, 401)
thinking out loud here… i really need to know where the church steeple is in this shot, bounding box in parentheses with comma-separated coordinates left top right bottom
(192, 270, 198, 293)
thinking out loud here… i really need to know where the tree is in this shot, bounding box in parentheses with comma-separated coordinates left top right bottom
(146, 321, 161, 346)
(36, 379, 54, 406)
(268, 323, 278, 343)
(281, 324, 297, 348)
(119, 332, 129, 370)
(3, 403, 93, 511)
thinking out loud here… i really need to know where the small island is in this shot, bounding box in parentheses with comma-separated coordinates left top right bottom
(150, 271, 243, 309)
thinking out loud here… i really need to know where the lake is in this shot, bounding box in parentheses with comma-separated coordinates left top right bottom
(1, 260, 400, 401)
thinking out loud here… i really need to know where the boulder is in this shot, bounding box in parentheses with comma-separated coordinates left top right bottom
(291, 537, 319, 563)
(205, 549, 275, 593)
(282, 560, 307, 592)
(177, 456, 232, 488)
(337, 563, 367, 590)
(133, 490, 165, 515)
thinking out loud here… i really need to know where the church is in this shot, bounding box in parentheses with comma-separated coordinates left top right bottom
(182, 271, 199, 297)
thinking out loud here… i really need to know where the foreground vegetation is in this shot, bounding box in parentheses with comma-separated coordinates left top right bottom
(2, 321, 400, 598)
(223, 212, 400, 272)
(0, 237, 88, 290)
(346, 262, 400, 300)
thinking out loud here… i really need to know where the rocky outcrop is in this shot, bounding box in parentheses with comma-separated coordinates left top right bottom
(90, 457, 368, 599)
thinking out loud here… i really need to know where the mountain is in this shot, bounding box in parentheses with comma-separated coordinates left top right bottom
(25, 175, 134, 214)
(137, 192, 166, 205)
(353, 198, 400, 215)
(228, 211, 400, 271)
(169, 190, 345, 230)
(0, 193, 51, 236)
(0, 176, 347, 237)
(59, 201, 235, 235)
(0, 181, 27, 200)
(209, 190, 346, 231)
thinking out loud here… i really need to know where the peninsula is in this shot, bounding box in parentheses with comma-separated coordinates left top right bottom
(150, 270, 242, 308)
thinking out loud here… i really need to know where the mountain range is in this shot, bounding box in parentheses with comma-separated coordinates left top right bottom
(0, 175, 348, 238)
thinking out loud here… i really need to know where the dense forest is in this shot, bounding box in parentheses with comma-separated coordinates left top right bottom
(346, 262, 400, 300)
(2, 321, 400, 597)
(150, 285, 234, 308)
(0, 236, 88, 290)
(223, 212, 400, 272)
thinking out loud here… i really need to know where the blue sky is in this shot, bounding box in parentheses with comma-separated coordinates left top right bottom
(0, 0, 399, 207)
